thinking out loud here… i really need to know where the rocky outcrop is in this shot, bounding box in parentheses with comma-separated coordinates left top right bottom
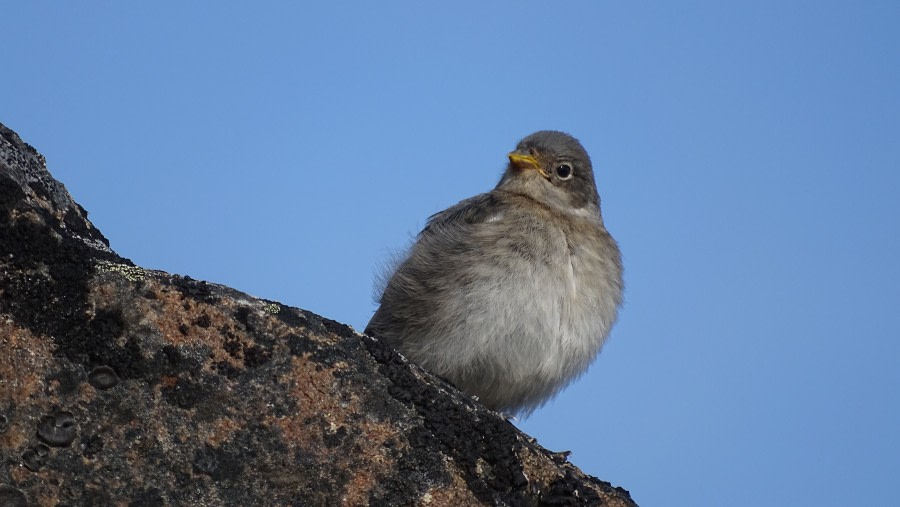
(0, 122, 638, 506)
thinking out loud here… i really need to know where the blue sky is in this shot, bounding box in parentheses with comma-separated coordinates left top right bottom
(4, 2, 899, 505)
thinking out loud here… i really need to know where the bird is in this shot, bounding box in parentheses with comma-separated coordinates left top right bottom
(366, 131, 623, 416)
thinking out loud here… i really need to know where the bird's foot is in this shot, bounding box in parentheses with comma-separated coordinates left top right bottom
(549, 450, 572, 464)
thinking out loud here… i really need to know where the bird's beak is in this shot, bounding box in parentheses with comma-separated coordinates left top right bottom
(507, 152, 550, 179)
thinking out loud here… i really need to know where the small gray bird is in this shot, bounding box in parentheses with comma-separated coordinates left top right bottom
(366, 131, 623, 416)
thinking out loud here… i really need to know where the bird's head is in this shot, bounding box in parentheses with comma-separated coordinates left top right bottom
(499, 131, 601, 218)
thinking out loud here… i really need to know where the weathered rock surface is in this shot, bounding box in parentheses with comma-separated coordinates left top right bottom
(0, 122, 638, 506)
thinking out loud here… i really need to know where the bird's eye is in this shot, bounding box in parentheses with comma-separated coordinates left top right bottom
(554, 163, 573, 180)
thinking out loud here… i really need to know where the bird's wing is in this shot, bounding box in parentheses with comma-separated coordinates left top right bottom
(366, 193, 501, 336)
(421, 192, 505, 236)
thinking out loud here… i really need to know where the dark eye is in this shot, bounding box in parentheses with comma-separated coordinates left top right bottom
(554, 163, 573, 180)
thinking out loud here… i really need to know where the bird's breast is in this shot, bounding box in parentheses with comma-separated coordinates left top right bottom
(459, 213, 620, 377)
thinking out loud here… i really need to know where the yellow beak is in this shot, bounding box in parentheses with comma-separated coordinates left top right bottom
(508, 153, 550, 179)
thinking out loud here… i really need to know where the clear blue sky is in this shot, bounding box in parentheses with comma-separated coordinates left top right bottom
(4, 2, 899, 505)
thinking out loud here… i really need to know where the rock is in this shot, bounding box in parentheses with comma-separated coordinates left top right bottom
(0, 122, 638, 506)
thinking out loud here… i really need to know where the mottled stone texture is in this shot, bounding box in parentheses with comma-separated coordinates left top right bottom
(0, 122, 638, 506)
